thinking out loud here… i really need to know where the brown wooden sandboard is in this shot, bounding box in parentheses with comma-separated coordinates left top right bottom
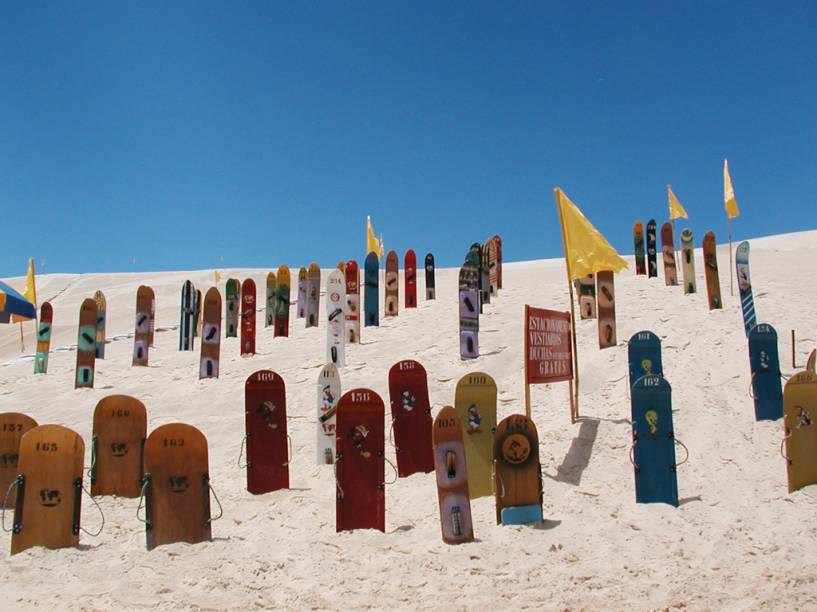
(385, 250, 399, 317)
(596, 271, 616, 348)
(11, 425, 84, 555)
(91, 395, 147, 498)
(577, 274, 596, 319)
(75, 298, 98, 388)
(133, 286, 152, 366)
(660, 222, 678, 285)
(200, 287, 222, 379)
(432, 406, 474, 544)
(783, 372, 817, 493)
(806, 350, 815, 374)
(493, 414, 542, 524)
(703, 231, 722, 310)
(144, 423, 211, 550)
(0, 413, 38, 508)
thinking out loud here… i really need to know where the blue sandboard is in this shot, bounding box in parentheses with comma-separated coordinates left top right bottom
(364, 252, 379, 327)
(631, 375, 678, 506)
(736, 241, 757, 337)
(628, 330, 663, 388)
(501, 504, 543, 526)
(748, 323, 783, 421)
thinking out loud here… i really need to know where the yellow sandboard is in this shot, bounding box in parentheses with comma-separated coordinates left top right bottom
(454, 372, 497, 499)
(783, 371, 817, 493)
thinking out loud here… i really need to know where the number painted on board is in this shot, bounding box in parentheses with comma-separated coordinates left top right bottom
(1, 423, 23, 432)
(468, 375, 487, 385)
(350, 391, 371, 402)
(163, 438, 185, 448)
(36, 442, 58, 452)
(111, 410, 131, 418)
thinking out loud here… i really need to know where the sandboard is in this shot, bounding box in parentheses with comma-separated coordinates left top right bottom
(486, 238, 498, 296)
(596, 271, 616, 349)
(75, 298, 97, 388)
(0, 413, 38, 508)
(630, 375, 679, 506)
(179, 280, 195, 351)
(736, 241, 757, 335)
(459, 262, 479, 359)
(199, 287, 221, 379)
(265, 271, 277, 328)
(297, 267, 307, 319)
(425, 253, 435, 300)
(337, 261, 346, 273)
(748, 323, 783, 421)
(660, 222, 678, 285)
(245, 370, 289, 494)
(11, 425, 84, 555)
(385, 250, 399, 317)
(241, 278, 256, 355)
(432, 406, 474, 544)
(493, 414, 543, 525)
(34, 302, 53, 374)
(145, 286, 156, 347)
(454, 372, 497, 499)
(275, 265, 290, 337)
(317, 363, 341, 465)
(388, 359, 434, 477)
(94, 290, 106, 359)
(225, 278, 240, 338)
(703, 231, 722, 310)
(783, 371, 817, 493)
(646, 219, 658, 278)
(466, 243, 485, 312)
(577, 273, 596, 319)
(364, 252, 379, 327)
(344, 260, 360, 343)
(634, 220, 646, 275)
(143, 423, 211, 550)
(306, 263, 320, 328)
(90, 395, 147, 498)
(480, 241, 491, 305)
(807, 350, 816, 374)
(335, 389, 385, 532)
(493, 234, 503, 289)
(326, 269, 346, 367)
(132, 285, 152, 367)
(628, 330, 663, 388)
(404, 249, 417, 308)
(193, 288, 202, 338)
(680, 229, 696, 294)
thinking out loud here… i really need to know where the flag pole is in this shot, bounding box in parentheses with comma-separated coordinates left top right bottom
(555, 189, 580, 423)
(728, 217, 734, 296)
(19, 322, 24, 352)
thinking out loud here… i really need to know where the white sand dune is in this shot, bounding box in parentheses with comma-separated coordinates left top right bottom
(1, 230, 816, 610)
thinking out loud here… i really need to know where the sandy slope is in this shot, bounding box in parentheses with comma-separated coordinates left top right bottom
(1, 231, 816, 611)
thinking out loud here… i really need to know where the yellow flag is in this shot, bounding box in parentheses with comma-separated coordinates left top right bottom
(667, 185, 688, 220)
(367, 216, 384, 258)
(214, 270, 222, 283)
(724, 159, 740, 219)
(555, 188, 628, 281)
(12, 257, 37, 322)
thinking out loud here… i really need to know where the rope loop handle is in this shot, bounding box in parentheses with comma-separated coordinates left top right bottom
(388, 418, 397, 449)
(1, 477, 20, 533)
(237, 436, 248, 468)
(80, 484, 105, 537)
(86, 436, 98, 481)
(674, 437, 690, 467)
(283, 434, 293, 467)
(748, 373, 757, 400)
(206, 481, 223, 525)
(628, 444, 639, 471)
(333, 460, 344, 500)
(496, 471, 506, 498)
(780, 417, 792, 462)
(136, 476, 150, 526)
(384, 457, 398, 485)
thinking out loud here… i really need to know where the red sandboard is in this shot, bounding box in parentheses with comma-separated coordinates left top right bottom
(0, 412, 38, 508)
(132, 286, 152, 366)
(404, 249, 417, 308)
(91, 395, 147, 497)
(75, 298, 98, 388)
(11, 425, 84, 555)
(245, 370, 289, 494)
(385, 251, 399, 317)
(388, 359, 434, 477)
(144, 423, 211, 550)
(199, 287, 222, 379)
(345, 260, 360, 343)
(336, 389, 385, 532)
(432, 406, 474, 544)
(241, 278, 257, 355)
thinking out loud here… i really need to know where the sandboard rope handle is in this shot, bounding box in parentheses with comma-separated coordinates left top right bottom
(748, 374, 757, 400)
(333, 461, 344, 500)
(628, 444, 639, 471)
(674, 437, 690, 467)
(80, 483, 105, 537)
(136, 476, 151, 527)
(780, 418, 792, 463)
(206, 480, 223, 525)
(237, 436, 248, 468)
(0, 477, 21, 532)
(384, 457, 398, 485)
(388, 418, 397, 449)
(283, 434, 293, 467)
(86, 436, 97, 482)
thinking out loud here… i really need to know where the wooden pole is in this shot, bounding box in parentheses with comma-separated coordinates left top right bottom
(524, 305, 531, 418)
(728, 217, 734, 296)
(792, 329, 797, 369)
(19, 322, 24, 352)
(556, 189, 581, 423)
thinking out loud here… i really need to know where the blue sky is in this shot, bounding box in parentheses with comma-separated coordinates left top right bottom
(1, 2, 815, 276)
